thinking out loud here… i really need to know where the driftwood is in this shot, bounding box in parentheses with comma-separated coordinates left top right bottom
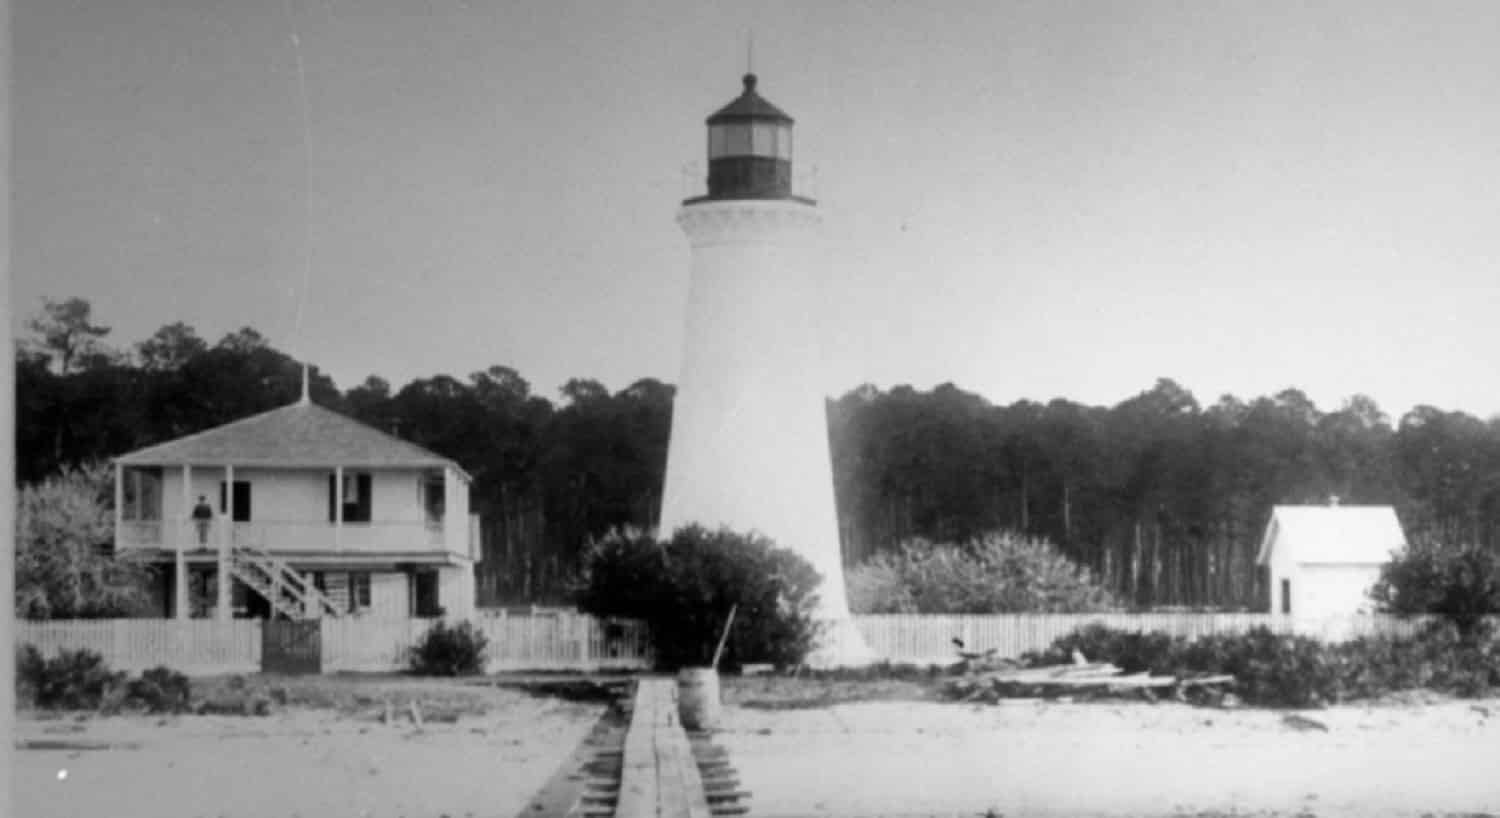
(945, 648, 1237, 705)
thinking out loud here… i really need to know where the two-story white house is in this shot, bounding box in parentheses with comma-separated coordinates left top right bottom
(112, 394, 480, 621)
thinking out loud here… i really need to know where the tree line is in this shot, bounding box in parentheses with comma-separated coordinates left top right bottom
(17, 297, 1500, 609)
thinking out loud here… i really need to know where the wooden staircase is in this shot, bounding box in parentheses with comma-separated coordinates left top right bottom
(231, 546, 341, 619)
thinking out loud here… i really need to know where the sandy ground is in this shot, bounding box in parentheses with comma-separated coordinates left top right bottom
(713, 696, 1500, 818)
(12, 685, 603, 818)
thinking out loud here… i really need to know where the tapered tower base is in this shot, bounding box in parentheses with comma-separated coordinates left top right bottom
(661, 198, 875, 668)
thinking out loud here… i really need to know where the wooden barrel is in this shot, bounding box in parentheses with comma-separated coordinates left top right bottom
(676, 667, 721, 730)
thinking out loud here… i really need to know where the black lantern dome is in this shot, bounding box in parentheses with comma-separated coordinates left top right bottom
(697, 74, 796, 201)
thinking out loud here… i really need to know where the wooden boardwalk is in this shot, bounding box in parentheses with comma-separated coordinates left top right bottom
(615, 679, 713, 818)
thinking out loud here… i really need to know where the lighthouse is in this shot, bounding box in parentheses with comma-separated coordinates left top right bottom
(659, 73, 874, 667)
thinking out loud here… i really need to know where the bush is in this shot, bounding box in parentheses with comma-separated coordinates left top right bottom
(1023, 623, 1179, 675)
(846, 558, 916, 614)
(1175, 628, 1342, 708)
(574, 524, 824, 672)
(121, 666, 193, 714)
(17, 646, 127, 710)
(848, 531, 1116, 614)
(408, 620, 489, 676)
(1371, 540, 1500, 639)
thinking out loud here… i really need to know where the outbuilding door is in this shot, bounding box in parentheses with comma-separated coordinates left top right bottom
(262, 619, 321, 674)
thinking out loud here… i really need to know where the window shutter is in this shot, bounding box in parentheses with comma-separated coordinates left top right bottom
(219, 482, 227, 513)
(327, 474, 336, 522)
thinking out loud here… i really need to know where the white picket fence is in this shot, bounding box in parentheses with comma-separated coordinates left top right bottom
(319, 613, 653, 673)
(18, 614, 653, 675)
(17, 619, 263, 675)
(18, 612, 1459, 675)
(852, 612, 1449, 665)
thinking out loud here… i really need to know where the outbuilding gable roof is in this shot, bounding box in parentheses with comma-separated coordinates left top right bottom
(1255, 505, 1406, 566)
(114, 400, 468, 478)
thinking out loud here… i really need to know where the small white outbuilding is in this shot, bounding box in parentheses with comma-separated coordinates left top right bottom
(1256, 501, 1407, 619)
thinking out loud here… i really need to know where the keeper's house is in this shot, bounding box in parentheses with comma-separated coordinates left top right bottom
(1256, 501, 1406, 619)
(112, 395, 479, 622)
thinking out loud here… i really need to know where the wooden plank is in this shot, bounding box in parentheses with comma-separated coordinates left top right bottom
(615, 679, 713, 818)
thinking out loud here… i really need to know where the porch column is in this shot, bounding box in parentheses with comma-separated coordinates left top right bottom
(334, 466, 343, 552)
(176, 465, 191, 619)
(217, 464, 233, 621)
(443, 466, 458, 555)
(113, 462, 124, 547)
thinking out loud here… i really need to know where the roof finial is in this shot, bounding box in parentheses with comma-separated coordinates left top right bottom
(300, 361, 311, 405)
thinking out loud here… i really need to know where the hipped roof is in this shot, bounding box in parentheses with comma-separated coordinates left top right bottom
(706, 74, 794, 124)
(1255, 505, 1406, 565)
(114, 399, 468, 479)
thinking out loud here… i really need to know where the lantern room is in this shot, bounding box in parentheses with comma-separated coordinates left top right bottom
(699, 73, 796, 201)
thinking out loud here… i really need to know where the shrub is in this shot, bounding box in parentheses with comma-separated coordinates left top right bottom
(574, 524, 824, 672)
(1022, 623, 1179, 674)
(845, 558, 916, 614)
(408, 620, 489, 676)
(1175, 628, 1342, 707)
(17, 646, 127, 710)
(121, 666, 193, 714)
(1371, 540, 1500, 639)
(848, 531, 1116, 614)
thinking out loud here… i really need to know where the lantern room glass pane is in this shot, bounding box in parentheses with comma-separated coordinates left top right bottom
(722, 124, 752, 156)
(777, 124, 792, 159)
(751, 122, 777, 155)
(708, 125, 728, 158)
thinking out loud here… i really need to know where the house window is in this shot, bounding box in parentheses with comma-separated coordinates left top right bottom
(328, 473, 372, 523)
(350, 572, 371, 612)
(421, 478, 445, 523)
(1281, 579, 1291, 615)
(122, 469, 163, 521)
(218, 481, 252, 522)
(412, 571, 442, 618)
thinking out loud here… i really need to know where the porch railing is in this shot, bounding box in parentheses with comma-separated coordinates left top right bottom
(117, 519, 449, 553)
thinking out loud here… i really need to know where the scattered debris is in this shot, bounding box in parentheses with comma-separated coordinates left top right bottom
(409, 701, 425, 728)
(195, 692, 273, 717)
(1281, 714, 1329, 732)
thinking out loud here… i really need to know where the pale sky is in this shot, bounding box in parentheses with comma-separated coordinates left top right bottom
(13, 1, 1500, 419)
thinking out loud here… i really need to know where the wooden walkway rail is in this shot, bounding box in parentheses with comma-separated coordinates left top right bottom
(615, 679, 713, 818)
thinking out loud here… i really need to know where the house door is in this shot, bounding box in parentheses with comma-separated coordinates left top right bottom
(219, 481, 252, 521)
(261, 620, 321, 674)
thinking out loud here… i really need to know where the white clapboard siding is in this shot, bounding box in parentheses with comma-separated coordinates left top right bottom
(368, 573, 409, 618)
(851, 612, 1451, 665)
(18, 619, 261, 675)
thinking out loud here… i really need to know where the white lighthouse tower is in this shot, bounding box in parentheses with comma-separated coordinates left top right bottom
(659, 73, 874, 667)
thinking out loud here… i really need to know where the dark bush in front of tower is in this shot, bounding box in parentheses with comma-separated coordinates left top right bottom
(573, 524, 823, 672)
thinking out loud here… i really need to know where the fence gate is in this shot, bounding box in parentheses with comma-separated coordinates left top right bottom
(262, 620, 322, 674)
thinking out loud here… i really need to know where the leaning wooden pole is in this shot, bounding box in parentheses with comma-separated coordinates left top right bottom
(710, 605, 738, 671)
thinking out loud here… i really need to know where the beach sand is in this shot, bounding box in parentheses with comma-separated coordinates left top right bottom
(13, 684, 602, 818)
(713, 695, 1500, 817)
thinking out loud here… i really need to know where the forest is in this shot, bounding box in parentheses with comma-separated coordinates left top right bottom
(17, 297, 1500, 610)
